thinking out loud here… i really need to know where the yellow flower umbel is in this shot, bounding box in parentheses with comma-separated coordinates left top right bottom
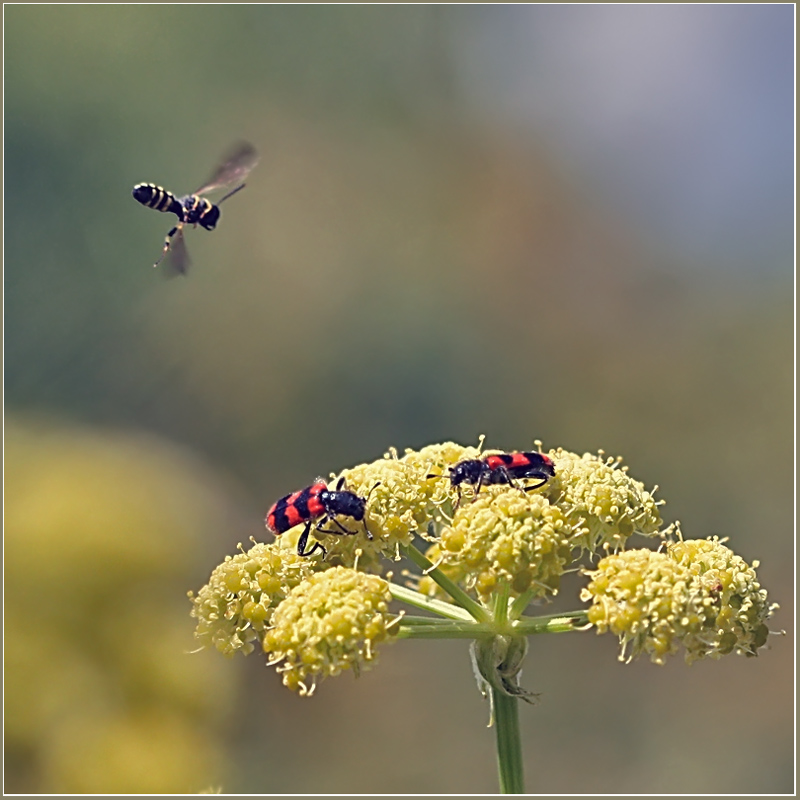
(425, 488, 572, 601)
(546, 448, 663, 553)
(262, 566, 397, 696)
(581, 537, 777, 665)
(666, 537, 774, 661)
(190, 439, 777, 708)
(189, 537, 320, 657)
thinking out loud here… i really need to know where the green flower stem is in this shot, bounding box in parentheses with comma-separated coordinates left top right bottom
(397, 624, 496, 640)
(493, 687, 524, 794)
(508, 589, 536, 620)
(398, 614, 466, 626)
(511, 611, 590, 636)
(400, 543, 491, 623)
(493, 581, 511, 626)
(395, 612, 590, 641)
(389, 582, 475, 621)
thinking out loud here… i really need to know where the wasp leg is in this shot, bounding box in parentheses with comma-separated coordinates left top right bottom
(153, 222, 183, 269)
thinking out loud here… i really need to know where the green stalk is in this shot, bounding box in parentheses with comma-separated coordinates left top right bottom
(398, 614, 476, 627)
(508, 588, 536, 620)
(493, 688, 524, 794)
(400, 543, 491, 623)
(512, 611, 589, 636)
(493, 580, 510, 626)
(395, 622, 495, 639)
(388, 582, 475, 621)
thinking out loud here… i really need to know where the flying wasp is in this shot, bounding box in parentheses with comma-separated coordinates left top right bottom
(132, 141, 259, 275)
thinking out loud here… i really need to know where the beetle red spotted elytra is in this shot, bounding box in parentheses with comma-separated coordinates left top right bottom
(266, 477, 379, 558)
(433, 451, 556, 505)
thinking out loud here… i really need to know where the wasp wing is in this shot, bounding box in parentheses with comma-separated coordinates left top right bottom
(162, 226, 191, 277)
(192, 141, 259, 196)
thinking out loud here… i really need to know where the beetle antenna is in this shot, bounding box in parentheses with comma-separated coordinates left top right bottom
(361, 481, 382, 541)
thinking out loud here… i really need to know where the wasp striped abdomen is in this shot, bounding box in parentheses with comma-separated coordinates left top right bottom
(132, 183, 183, 217)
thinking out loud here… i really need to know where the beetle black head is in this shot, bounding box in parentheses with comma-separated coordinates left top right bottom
(448, 459, 488, 487)
(321, 479, 381, 539)
(324, 490, 366, 521)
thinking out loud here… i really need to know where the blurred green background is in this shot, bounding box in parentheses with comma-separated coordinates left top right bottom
(4, 5, 793, 794)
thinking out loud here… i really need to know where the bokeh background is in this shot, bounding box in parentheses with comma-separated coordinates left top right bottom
(4, 4, 794, 794)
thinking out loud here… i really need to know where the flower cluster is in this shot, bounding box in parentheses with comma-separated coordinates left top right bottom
(414, 444, 663, 603)
(263, 567, 396, 695)
(190, 439, 776, 694)
(545, 448, 664, 553)
(581, 536, 777, 664)
(189, 535, 321, 657)
(419, 489, 572, 601)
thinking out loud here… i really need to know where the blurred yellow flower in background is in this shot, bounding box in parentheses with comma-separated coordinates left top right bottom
(4, 416, 240, 793)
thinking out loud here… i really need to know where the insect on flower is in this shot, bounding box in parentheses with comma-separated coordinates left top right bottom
(132, 141, 259, 275)
(434, 451, 556, 505)
(266, 477, 380, 559)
